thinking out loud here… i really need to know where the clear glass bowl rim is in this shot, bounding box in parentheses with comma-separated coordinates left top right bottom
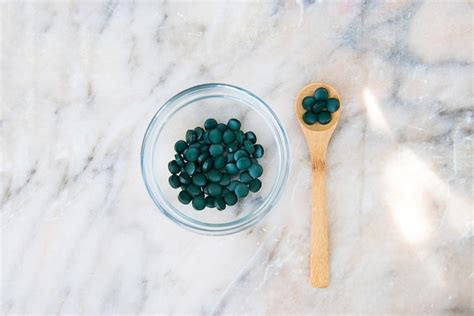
(141, 83, 290, 235)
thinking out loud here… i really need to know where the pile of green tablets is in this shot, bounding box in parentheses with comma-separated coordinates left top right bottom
(168, 118, 264, 211)
(301, 87, 340, 125)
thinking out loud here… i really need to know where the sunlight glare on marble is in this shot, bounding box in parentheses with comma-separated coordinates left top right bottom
(384, 149, 435, 244)
(363, 88, 391, 135)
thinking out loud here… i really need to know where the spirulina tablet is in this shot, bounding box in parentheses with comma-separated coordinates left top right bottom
(204, 118, 218, 130)
(184, 148, 200, 162)
(168, 160, 181, 174)
(175, 154, 186, 167)
(192, 195, 206, 210)
(187, 184, 201, 196)
(245, 131, 257, 144)
(179, 173, 191, 185)
(186, 129, 197, 143)
(224, 192, 238, 206)
(202, 158, 213, 172)
(233, 150, 248, 161)
(178, 190, 192, 204)
(236, 157, 251, 170)
(206, 196, 216, 208)
(253, 144, 264, 158)
(169, 175, 181, 188)
(197, 152, 209, 165)
(312, 100, 326, 113)
(209, 129, 223, 144)
(243, 140, 255, 154)
(302, 96, 316, 110)
(207, 169, 222, 183)
(317, 111, 331, 125)
(235, 183, 249, 198)
(227, 180, 240, 191)
(227, 118, 241, 131)
(248, 179, 262, 192)
(207, 183, 223, 197)
(239, 171, 252, 184)
(192, 173, 207, 187)
(314, 87, 329, 101)
(219, 173, 231, 186)
(326, 98, 340, 113)
(215, 197, 226, 210)
(174, 140, 188, 154)
(235, 131, 244, 144)
(248, 163, 263, 178)
(303, 111, 318, 125)
(225, 163, 239, 175)
(194, 127, 204, 140)
(209, 144, 224, 156)
(223, 130, 235, 144)
(213, 155, 226, 169)
(226, 143, 239, 153)
(184, 161, 196, 175)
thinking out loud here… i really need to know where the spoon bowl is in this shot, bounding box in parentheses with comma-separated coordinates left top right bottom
(295, 82, 342, 132)
(295, 82, 342, 288)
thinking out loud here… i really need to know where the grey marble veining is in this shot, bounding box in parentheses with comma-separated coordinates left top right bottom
(1, 1, 472, 315)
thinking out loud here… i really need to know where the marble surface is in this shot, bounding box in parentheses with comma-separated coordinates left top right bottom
(1, 1, 473, 315)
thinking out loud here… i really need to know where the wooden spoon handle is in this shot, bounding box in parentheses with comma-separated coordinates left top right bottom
(310, 158, 329, 288)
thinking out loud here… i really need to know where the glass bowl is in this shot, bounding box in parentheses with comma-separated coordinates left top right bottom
(141, 83, 290, 235)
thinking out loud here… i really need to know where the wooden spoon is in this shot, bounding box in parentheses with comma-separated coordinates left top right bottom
(295, 82, 342, 288)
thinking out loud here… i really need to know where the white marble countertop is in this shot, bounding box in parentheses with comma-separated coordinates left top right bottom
(2, 1, 473, 315)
